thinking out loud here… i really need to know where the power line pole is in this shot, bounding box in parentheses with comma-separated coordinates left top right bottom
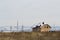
(22, 25, 24, 32)
(17, 20, 19, 32)
(22, 15, 24, 32)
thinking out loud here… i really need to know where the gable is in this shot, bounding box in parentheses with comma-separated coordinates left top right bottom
(40, 24, 51, 28)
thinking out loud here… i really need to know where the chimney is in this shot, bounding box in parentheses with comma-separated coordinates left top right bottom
(42, 22, 44, 24)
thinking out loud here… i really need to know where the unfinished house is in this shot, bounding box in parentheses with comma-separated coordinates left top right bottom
(32, 22, 51, 32)
(40, 22, 51, 32)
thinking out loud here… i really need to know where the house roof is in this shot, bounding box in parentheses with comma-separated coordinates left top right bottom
(40, 24, 51, 28)
(32, 25, 41, 29)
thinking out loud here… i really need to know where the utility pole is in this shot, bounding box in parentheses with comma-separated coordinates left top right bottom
(22, 25, 24, 32)
(17, 20, 19, 32)
(21, 17, 24, 32)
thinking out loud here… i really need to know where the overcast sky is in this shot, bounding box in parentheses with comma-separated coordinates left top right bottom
(0, 0, 60, 26)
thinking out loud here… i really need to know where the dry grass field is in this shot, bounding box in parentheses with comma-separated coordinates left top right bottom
(0, 32, 60, 40)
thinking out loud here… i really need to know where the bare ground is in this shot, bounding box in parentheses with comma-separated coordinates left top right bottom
(0, 32, 60, 40)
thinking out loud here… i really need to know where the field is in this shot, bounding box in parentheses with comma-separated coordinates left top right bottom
(0, 32, 60, 40)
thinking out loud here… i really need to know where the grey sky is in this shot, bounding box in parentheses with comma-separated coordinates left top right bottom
(0, 0, 60, 26)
